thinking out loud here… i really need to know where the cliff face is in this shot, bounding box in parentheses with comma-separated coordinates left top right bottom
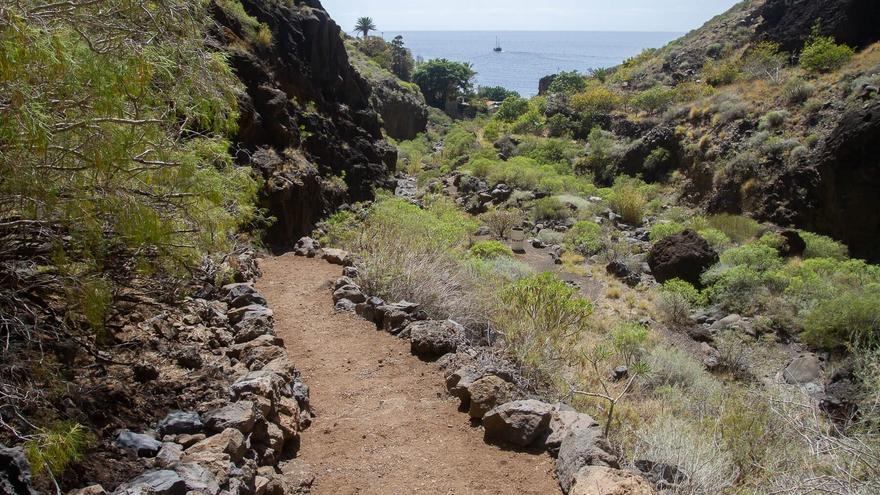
(212, 0, 397, 249)
(755, 0, 880, 52)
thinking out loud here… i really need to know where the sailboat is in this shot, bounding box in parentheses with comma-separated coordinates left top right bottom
(493, 37, 502, 53)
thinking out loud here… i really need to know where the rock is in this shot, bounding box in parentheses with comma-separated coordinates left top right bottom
(293, 237, 320, 257)
(570, 466, 656, 495)
(482, 400, 554, 447)
(321, 248, 351, 266)
(783, 353, 822, 384)
(173, 348, 203, 370)
(157, 411, 202, 437)
(333, 276, 356, 290)
(380, 308, 410, 334)
(175, 434, 205, 448)
(605, 261, 641, 287)
(334, 298, 357, 312)
(0, 445, 38, 495)
(611, 366, 628, 381)
(114, 470, 186, 495)
(155, 442, 183, 468)
(821, 364, 860, 419)
(686, 326, 715, 343)
(446, 366, 485, 406)
(115, 430, 162, 458)
(466, 375, 517, 419)
(175, 463, 220, 495)
(542, 409, 600, 454)
(204, 401, 257, 434)
(777, 230, 806, 257)
(332, 285, 366, 304)
(230, 370, 286, 402)
(557, 430, 619, 493)
(184, 428, 246, 463)
(132, 363, 159, 383)
(233, 314, 274, 343)
(408, 320, 461, 358)
(343, 266, 359, 278)
(69, 485, 106, 495)
(647, 229, 718, 285)
(224, 284, 268, 309)
(227, 304, 273, 325)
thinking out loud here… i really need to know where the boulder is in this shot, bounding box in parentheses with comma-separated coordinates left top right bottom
(605, 261, 641, 287)
(542, 409, 600, 454)
(184, 428, 246, 463)
(230, 370, 286, 402)
(332, 285, 366, 304)
(467, 375, 517, 419)
(114, 470, 186, 495)
(321, 248, 351, 266)
(379, 308, 410, 334)
(227, 304, 273, 325)
(293, 237, 320, 257)
(115, 430, 162, 458)
(634, 459, 687, 490)
(408, 320, 461, 358)
(224, 284, 267, 309)
(570, 466, 656, 495)
(333, 276, 356, 290)
(343, 266, 359, 278)
(647, 229, 718, 285)
(155, 442, 183, 468)
(157, 411, 202, 437)
(233, 314, 274, 343)
(175, 463, 220, 495)
(482, 400, 553, 447)
(557, 429, 619, 493)
(334, 298, 357, 312)
(204, 401, 257, 434)
(446, 366, 485, 406)
(783, 353, 822, 385)
(0, 445, 38, 495)
(777, 230, 806, 257)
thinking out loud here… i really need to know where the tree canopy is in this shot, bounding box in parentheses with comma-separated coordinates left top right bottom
(355, 17, 377, 38)
(412, 59, 476, 109)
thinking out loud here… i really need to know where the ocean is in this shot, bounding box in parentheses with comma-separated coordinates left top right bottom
(381, 31, 682, 97)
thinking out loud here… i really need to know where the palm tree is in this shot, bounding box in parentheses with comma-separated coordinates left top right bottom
(354, 17, 377, 38)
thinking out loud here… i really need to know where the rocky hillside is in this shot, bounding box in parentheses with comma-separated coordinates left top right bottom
(597, 0, 880, 260)
(212, 0, 398, 249)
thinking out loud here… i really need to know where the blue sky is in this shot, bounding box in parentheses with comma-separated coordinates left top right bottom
(321, 0, 741, 32)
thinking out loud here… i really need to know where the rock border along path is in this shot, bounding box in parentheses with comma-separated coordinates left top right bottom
(258, 253, 559, 495)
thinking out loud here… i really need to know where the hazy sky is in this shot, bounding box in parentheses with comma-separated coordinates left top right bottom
(321, 0, 741, 32)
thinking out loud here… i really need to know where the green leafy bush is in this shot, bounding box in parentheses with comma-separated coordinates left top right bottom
(495, 96, 530, 122)
(702, 58, 742, 86)
(547, 71, 587, 94)
(782, 77, 815, 105)
(533, 197, 570, 221)
(610, 180, 648, 225)
(801, 231, 848, 260)
(478, 86, 520, 101)
(697, 228, 731, 250)
(802, 290, 880, 349)
(720, 244, 782, 271)
(656, 278, 706, 327)
(496, 272, 593, 371)
(571, 85, 621, 114)
(469, 240, 514, 259)
(413, 58, 476, 108)
(799, 29, 854, 73)
(443, 127, 478, 159)
(707, 214, 760, 243)
(650, 222, 685, 241)
(611, 322, 649, 366)
(564, 220, 603, 254)
(630, 85, 678, 114)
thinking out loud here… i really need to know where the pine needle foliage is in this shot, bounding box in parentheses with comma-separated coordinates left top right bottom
(0, 0, 260, 276)
(24, 421, 92, 479)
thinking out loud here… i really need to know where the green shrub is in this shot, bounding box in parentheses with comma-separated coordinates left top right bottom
(703, 265, 781, 314)
(496, 272, 593, 371)
(547, 70, 587, 94)
(656, 278, 707, 327)
(702, 57, 741, 86)
(644, 147, 672, 173)
(571, 85, 621, 114)
(650, 221, 685, 241)
(758, 110, 788, 130)
(697, 228, 731, 250)
(802, 290, 880, 349)
(444, 127, 478, 159)
(662, 278, 708, 306)
(801, 231, 848, 260)
(610, 180, 647, 225)
(469, 240, 514, 259)
(720, 244, 782, 271)
(799, 28, 854, 73)
(478, 86, 520, 101)
(564, 220, 603, 254)
(495, 96, 530, 122)
(630, 85, 678, 114)
(533, 197, 570, 221)
(546, 114, 574, 137)
(511, 108, 545, 134)
(610, 322, 649, 366)
(25, 422, 91, 479)
(707, 214, 760, 243)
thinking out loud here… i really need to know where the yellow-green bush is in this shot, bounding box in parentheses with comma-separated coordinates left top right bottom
(571, 85, 621, 114)
(707, 214, 760, 243)
(800, 231, 848, 260)
(650, 221, 685, 241)
(564, 220, 603, 254)
(799, 28, 854, 73)
(802, 290, 880, 349)
(533, 197, 570, 221)
(469, 240, 514, 259)
(610, 179, 649, 225)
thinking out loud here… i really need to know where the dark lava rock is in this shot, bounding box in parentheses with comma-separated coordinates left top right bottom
(408, 320, 461, 358)
(157, 411, 203, 437)
(647, 229, 718, 286)
(606, 260, 641, 287)
(556, 429, 619, 493)
(0, 445, 38, 495)
(483, 400, 553, 447)
(116, 430, 162, 458)
(133, 363, 160, 383)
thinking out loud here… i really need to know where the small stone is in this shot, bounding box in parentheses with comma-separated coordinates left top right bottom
(482, 400, 554, 447)
(157, 411, 203, 437)
(115, 430, 161, 458)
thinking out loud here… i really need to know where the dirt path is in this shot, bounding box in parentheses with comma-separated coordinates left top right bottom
(257, 253, 559, 495)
